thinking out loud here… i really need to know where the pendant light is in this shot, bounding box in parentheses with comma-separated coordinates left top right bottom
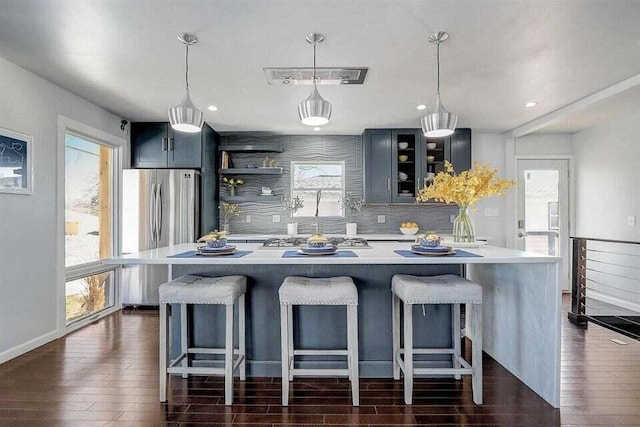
(168, 32, 204, 133)
(421, 31, 458, 137)
(298, 33, 332, 126)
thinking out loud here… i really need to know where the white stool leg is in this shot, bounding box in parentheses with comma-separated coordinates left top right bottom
(403, 302, 413, 405)
(224, 303, 234, 406)
(471, 302, 483, 405)
(159, 303, 168, 402)
(239, 294, 246, 381)
(287, 304, 294, 382)
(392, 292, 401, 380)
(452, 303, 461, 380)
(280, 304, 290, 406)
(347, 304, 360, 406)
(180, 303, 188, 379)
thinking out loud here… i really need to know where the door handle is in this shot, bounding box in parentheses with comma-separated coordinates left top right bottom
(149, 184, 157, 241)
(156, 185, 163, 241)
(387, 177, 391, 192)
(168, 137, 174, 151)
(161, 137, 168, 151)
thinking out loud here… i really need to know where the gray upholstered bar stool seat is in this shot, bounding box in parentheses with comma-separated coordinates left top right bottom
(159, 275, 247, 406)
(278, 276, 359, 406)
(391, 274, 483, 405)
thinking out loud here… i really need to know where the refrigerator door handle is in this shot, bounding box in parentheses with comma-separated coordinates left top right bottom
(149, 183, 157, 242)
(156, 184, 163, 241)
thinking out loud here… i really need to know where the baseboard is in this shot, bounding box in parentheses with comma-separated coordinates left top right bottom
(588, 290, 640, 314)
(0, 329, 60, 364)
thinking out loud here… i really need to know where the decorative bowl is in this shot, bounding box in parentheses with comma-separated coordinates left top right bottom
(398, 142, 409, 150)
(419, 234, 441, 248)
(398, 155, 409, 162)
(207, 238, 228, 248)
(398, 171, 409, 181)
(400, 227, 420, 235)
(307, 234, 329, 248)
(426, 155, 435, 162)
(426, 142, 437, 150)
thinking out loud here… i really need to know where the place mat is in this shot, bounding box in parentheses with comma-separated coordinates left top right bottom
(168, 250, 252, 258)
(394, 249, 483, 258)
(282, 250, 358, 258)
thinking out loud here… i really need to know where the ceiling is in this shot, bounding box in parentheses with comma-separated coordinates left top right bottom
(1, 0, 640, 135)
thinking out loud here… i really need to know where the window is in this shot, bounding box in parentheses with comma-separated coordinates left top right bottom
(291, 161, 345, 217)
(64, 132, 118, 324)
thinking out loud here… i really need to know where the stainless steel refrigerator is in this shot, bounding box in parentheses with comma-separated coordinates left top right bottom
(121, 169, 200, 305)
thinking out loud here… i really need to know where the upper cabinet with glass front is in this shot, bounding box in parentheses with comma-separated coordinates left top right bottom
(362, 128, 471, 204)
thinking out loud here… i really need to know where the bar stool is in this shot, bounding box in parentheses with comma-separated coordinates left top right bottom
(391, 274, 483, 405)
(159, 274, 247, 405)
(278, 276, 359, 406)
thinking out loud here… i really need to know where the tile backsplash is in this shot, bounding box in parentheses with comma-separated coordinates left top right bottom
(219, 133, 457, 235)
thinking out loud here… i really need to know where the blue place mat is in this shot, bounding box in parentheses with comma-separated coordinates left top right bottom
(168, 250, 252, 258)
(394, 249, 483, 258)
(282, 250, 358, 258)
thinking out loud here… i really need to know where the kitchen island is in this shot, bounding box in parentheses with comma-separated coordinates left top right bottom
(105, 242, 561, 407)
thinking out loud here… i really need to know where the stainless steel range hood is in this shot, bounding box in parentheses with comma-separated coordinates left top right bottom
(264, 67, 368, 85)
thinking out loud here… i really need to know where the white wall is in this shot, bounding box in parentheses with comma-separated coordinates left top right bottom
(0, 57, 123, 362)
(472, 132, 509, 247)
(515, 134, 573, 156)
(572, 112, 640, 242)
(471, 132, 574, 249)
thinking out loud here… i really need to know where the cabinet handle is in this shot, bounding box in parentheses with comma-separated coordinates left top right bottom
(168, 137, 174, 151)
(161, 137, 168, 151)
(387, 177, 391, 192)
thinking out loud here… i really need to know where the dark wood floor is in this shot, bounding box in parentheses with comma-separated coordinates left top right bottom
(1, 298, 639, 426)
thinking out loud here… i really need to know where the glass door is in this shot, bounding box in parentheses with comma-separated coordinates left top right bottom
(517, 159, 570, 290)
(64, 132, 118, 324)
(391, 130, 423, 203)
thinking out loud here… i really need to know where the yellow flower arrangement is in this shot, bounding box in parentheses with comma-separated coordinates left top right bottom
(222, 177, 244, 188)
(220, 202, 241, 232)
(416, 161, 514, 243)
(222, 177, 244, 196)
(416, 161, 514, 207)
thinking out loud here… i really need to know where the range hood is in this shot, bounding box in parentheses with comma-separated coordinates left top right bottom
(263, 67, 368, 85)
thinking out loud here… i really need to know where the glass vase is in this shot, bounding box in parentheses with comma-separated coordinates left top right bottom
(229, 186, 235, 197)
(453, 205, 475, 243)
(222, 222, 230, 233)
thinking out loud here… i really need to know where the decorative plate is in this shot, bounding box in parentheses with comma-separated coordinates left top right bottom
(198, 245, 236, 253)
(299, 245, 338, 255)
(197, 249, 238, 256)
(411, 245, 453, 253)
(410, 248, 456, 256)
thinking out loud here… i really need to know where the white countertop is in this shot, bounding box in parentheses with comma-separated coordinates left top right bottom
(106, 242, 558, 265)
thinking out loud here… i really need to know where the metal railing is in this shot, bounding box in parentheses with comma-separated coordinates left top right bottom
(569, 237, 640, 331)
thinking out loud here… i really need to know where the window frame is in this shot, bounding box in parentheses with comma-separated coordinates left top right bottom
(290, 160, 346, 218)
(57, 116, 124, 332)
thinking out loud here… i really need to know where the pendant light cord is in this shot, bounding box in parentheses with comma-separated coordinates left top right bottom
(313, 40, 317, 86)
(185, 43, 190, 90)
(436, 41, 440, 96)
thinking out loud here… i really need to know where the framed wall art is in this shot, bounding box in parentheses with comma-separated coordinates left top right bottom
(0, 127, 33, 195)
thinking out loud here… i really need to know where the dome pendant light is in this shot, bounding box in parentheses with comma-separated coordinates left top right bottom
(421, 31, 458, 137)
(168, 32, 204, 133)
(298, 33, 332, 126)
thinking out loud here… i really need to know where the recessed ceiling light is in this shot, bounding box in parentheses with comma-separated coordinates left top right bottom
(416, 104, 427, 110)
(207, 105, 218, 111)
(525, 101, 537, 108)
(313, 127, 321, 131)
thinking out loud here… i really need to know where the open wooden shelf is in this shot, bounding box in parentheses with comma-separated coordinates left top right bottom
(218, 167, 283, 175)
(219, 144, 283, 153)
(220, 195, 283, 203)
